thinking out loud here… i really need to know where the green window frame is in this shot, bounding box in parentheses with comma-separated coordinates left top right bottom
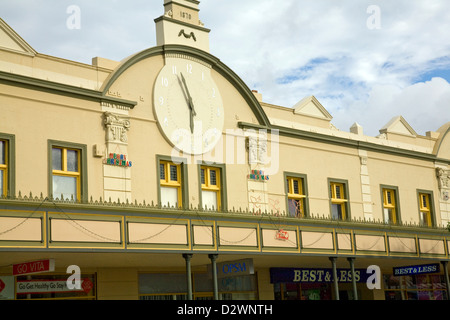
(417, 190, 435, 227)
(380, 185, 401, 225)
(0, 133, 15, 198)
(48, 140, 87, 202)
(197, 162, 227, 212)
(284, 172, 309, 218)
(156, 155, 189, 209)
(328, 178, 350, 221)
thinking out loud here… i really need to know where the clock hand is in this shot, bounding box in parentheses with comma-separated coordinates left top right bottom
(180, 72, 196, 133)
(180, 72, 196, 116)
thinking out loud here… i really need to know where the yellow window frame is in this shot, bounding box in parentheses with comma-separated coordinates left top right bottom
(330, 182, 347, 220)
(52, 147, 81, 200)
(419, 193, 432, 227)
(0, 139, 7, 197)
(286, 177, 306, 217)
(201, 166, 221, 210)
(160, 161, 182, 207)
(383, 188, 397, 224)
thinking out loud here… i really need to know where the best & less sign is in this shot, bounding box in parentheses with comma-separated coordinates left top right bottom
(270, 267, 370, 283)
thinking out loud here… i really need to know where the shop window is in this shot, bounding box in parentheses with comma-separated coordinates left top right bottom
(274, 283, 332, 300)
(383, 274, 448, 300)
(159, 160, 182, 208)
(418, 192, 434, 227)
(200, 165, 224, 211)
(329, 181, 349, 220)
(139, 273, 188, 300)
(285, 175, 308, 218)
(138, 273, 257, 300)
(382, 187, 400, 224)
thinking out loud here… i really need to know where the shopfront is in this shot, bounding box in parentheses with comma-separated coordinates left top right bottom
(383, 263, 448, 300)
(138, 272, 258, 300)
(138, 258, 258, 300)
(270, 267, 371, 300)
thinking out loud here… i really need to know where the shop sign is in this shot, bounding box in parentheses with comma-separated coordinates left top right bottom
(209, 259, 255, 279)
(270, 267, 371, 284)
(393, 263, 440, 276)
(13, 259, 55, 276)
(16, 278, 93, 295)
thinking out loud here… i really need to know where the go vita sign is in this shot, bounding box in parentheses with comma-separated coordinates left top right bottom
(13, 259, 55, 276)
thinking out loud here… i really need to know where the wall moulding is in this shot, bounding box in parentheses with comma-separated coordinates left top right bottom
(103, 111, 131, 144)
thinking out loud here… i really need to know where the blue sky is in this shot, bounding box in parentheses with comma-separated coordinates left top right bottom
(1, 0, 449, 136)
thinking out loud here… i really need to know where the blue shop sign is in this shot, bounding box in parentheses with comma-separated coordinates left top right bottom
(270, 267, 370, 284)
(393, 263, 440, 276)
(208, 259, 255, 279)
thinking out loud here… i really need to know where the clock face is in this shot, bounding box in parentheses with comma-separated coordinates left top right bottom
(153, 58, 224, 155)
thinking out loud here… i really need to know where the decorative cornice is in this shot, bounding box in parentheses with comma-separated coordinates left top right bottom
(0, 70, 137, 109)
(238, 121, 441, 163)
(154, 16, 211, 33)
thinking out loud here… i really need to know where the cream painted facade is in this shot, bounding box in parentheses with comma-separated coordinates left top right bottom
(1, 1, 450, 301)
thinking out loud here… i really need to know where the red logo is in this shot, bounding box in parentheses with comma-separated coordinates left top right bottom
(0, 279, 5, 293)
(275, 229, 289, 241)
(82, 278, 93, 294)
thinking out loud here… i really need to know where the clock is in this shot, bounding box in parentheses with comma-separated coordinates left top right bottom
(153, 57, 224, 155)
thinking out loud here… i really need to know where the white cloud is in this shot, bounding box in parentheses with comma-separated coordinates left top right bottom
(331, 77, 450, 136)
(203, 0, 450, 135)
(1, 0, 449, 135)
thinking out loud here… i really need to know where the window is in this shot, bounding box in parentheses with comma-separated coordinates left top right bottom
(200, 166, 222, 211)
(0, 134, 14, 198)
(159, 160, 182, 208)
(384, 274, 448, 300)
(0, 139, 7, 197)
(138, 273, 257, 300)
(382, 187, 399, 224)
(157, 156, 188, 209)
(49, 141, 86, 202)
(286, 175, 307, 218)
(329, 181, 348, 220)
(52, 147, 81, 201)
(418, 192, 433, 227)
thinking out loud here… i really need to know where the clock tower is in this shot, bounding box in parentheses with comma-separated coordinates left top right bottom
(155, 0, 211, 52)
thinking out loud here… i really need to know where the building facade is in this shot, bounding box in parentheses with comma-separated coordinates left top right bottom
(1, 0, 450, 300)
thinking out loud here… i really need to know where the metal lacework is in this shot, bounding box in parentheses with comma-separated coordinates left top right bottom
(0, 192, 448, 250)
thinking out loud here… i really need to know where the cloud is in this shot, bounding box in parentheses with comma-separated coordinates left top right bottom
(203, 0, 450, 135)
(331, 77, 450, 136)
(1, 0, 449, 136)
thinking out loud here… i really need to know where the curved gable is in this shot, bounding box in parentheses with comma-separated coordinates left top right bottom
(100, 44, 270, 127)
(434, 122, 450, 161)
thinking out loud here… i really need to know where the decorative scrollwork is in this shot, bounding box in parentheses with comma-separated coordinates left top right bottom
(103, 112, 130, 143)
(178, 29, 197, 41)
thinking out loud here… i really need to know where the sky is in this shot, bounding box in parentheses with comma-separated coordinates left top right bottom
(1, 0, 450, 136)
